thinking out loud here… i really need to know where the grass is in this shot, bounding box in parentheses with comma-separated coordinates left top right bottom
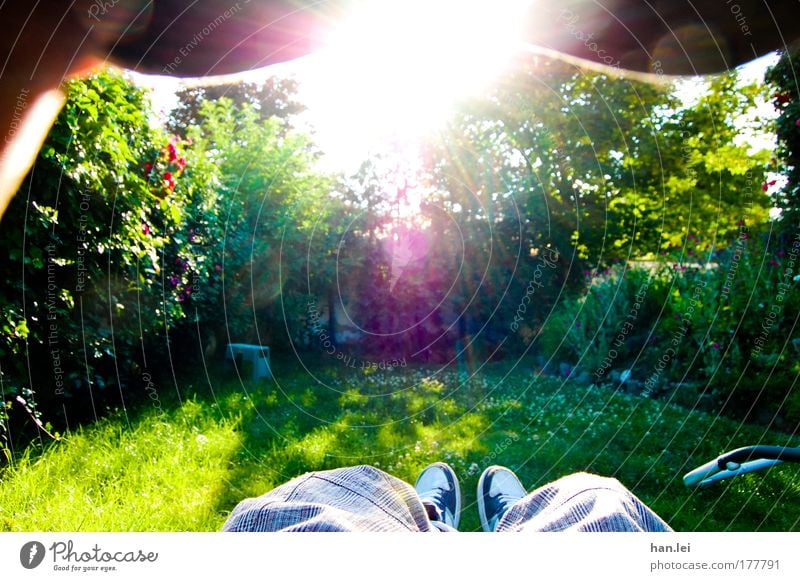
(1, 361, 799, 532)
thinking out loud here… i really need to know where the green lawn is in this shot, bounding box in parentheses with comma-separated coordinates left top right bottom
(1, 362, 798, 531)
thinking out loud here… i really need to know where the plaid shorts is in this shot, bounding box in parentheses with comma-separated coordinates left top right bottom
(222, 465, 672, 532)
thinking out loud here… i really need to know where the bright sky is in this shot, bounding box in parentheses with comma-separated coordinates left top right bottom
(293, 0, 531, 172)
(136, 0, 532, 173)
(134, 3, 780, 176)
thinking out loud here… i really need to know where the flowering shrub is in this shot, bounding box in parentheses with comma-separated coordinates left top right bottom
(0, 72, 220, 453)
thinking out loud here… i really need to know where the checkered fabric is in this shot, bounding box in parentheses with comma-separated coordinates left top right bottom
(222, 465, 442, 532)
(496, 472, 672, 532)
(222, 465, 671, 532)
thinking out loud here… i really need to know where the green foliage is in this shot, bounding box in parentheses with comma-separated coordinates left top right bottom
(432, 59, 772, 267)
(0, 70, 334, 456)
(167, 78, 306, 138)
(0, 71, 221, 451)
(539, 228, 800, 428)
(185, 96, 332, 342)
(766, 49, 800, 234)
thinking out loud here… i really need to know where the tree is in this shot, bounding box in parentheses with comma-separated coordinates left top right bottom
(167, 78, 306, 138)
(183, 96, 332, 351)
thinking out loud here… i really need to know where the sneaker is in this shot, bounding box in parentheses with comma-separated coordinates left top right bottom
(415, 462, 461, 529)
(477, 465, 527, 532)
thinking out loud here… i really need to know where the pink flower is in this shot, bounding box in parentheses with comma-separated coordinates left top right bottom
(215, 264, 222, 271)
(711, 342, 720, 350)
(142, 222, 150, 235)
(795, 118, 800, 127)
(762, 182, 769, 192)
(168, 143, 178, 162)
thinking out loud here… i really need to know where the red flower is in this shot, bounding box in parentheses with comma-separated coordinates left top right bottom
(795, 118, 800, 127)
(142, 222, 150, 235)
(762, 182, 769, 192)
(177, 157, 187, 170)
(163, 171, 176, 190)
(168, 142, 178, 162)
(144, 163, 153, 176)
(711, 342, 720, 350)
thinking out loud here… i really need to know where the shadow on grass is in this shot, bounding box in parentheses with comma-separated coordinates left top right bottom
(201, 361, 800, 532)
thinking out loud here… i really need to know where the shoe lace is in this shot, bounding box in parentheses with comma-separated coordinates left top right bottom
(421, 484, 451, 521)
(486, 490, 520, 530)
(490, 490, 520, 512)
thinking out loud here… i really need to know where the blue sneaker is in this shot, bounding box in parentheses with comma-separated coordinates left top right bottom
(415, 462, 461, 529)
(477, 466, 527, 532)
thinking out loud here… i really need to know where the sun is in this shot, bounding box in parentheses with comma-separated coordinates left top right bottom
(298, 0, 533, 172)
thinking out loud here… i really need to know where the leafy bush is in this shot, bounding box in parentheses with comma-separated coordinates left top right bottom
(0, 72, 219, 453)
(539, 228, 799, 429)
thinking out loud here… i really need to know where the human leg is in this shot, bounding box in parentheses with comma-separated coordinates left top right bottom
(222, 464, 460, 532)
(478, 467, 672, 532)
